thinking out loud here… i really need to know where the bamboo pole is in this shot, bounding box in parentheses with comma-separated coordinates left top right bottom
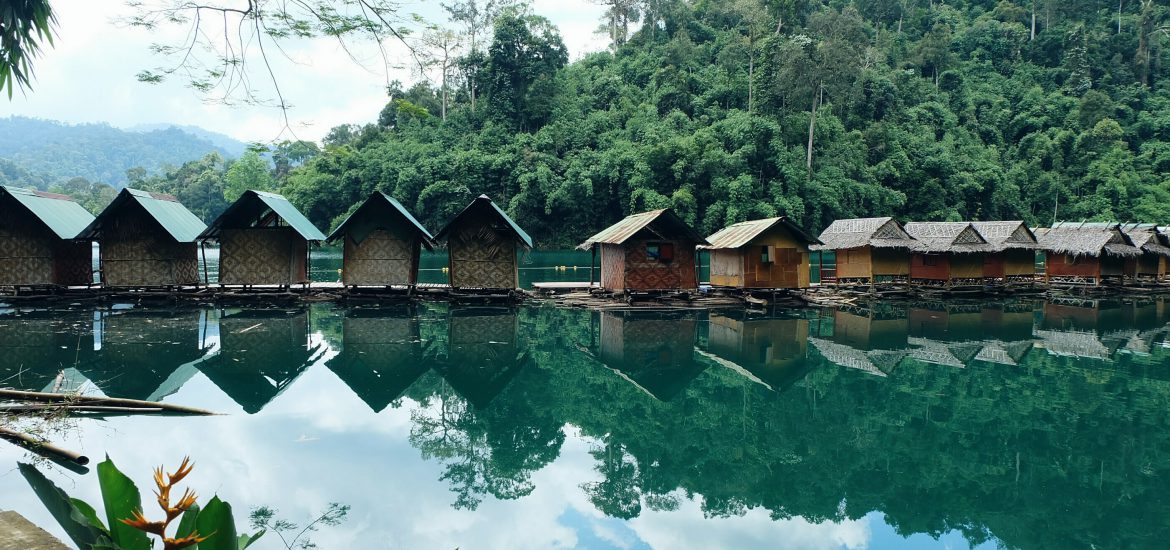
(0, 426, 89, 465)
(0, 390, 217, 415)
(0, 405, 166, 415)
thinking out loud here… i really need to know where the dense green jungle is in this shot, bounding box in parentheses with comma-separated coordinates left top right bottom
(5, 0, 1170, 246)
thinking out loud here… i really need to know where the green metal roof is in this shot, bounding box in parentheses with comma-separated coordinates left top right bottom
(327, 191, 435, 248)
(577, 208, 708, 250)
(199, 190, 326, 242)
(0, 185, 95, 239)
(79, 188, 207, 243)
(435, 195, 534, 248)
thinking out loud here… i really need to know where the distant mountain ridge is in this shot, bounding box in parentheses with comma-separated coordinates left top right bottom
(0, 117, 248, 188)
(126, 123, 250, 157)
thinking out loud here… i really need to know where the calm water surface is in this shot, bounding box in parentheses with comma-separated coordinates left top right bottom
(2, 297, 1169, 549)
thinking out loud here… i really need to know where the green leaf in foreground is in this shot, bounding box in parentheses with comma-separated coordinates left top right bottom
(97, 457, 152, 550)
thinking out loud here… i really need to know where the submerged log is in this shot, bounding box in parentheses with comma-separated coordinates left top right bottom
(0, 426, 89, 465)
(0, 389, 217, 416)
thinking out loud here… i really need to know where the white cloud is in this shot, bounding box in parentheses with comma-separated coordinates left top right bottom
(3, 0, 609, 143)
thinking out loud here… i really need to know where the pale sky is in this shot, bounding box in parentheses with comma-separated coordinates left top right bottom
(0, 0, 611, 143)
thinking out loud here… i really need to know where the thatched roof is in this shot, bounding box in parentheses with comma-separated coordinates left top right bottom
(578, 208, 708, 249)
(903, 222, 991, 254)
(1035, 222, 1141, 258)
(970, 221, 1037, 251)
(810, 217, 915, 251)
(1121, 223, 1170, 258)
(808, 337, 893, 376)
(700, 217, 820, 250)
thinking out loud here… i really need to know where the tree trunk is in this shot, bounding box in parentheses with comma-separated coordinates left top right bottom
(1119, 0, 1124, 34)
(806, 88, 819, 177)
(1031, 0, 1036, 40)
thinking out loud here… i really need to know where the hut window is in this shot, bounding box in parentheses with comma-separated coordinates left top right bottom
(923, 255, 938, 266)
(760, 245, 775, 264)
(647, 242, 674, 262)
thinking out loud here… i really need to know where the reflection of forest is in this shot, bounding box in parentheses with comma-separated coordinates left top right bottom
(3, 298, 1170, 548)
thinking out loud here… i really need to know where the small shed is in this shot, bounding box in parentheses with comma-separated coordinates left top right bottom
(327, 192, 435, 287)
(199, 190, 325, 286)
(810, 217, 915, 284)
(0, 186, 94, 286)
(702, 217, 820, 290)
(1035, 222, 1142, 286)
(903, 222, 991, 286)
(435, 195, 533, 290)
(1121, 223, 1170, 282)
(971, 221, 1038, 282)
(79, 188, 207, 287)
(577, 209, 708, 293)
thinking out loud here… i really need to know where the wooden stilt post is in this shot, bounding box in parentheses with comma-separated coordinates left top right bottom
(200, 241, 210, 285)
(590, 243, 597, 289)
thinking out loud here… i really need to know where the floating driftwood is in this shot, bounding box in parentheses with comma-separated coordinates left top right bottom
(0, 426, 89, 466)
(0, 389, 217, 416)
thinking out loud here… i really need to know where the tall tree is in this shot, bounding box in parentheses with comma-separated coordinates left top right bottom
(0, 0, 56, 97)
(443, 0, 528, 111)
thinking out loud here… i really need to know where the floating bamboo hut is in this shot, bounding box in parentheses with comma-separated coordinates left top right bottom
(1035, 222, 1142, 286)
(971, 221, 1038, 283)
(435, 195, 533, 291)
(1120, 223, 1170, 283)
(701, 217, 820, 290)
(0, 186, 95, 287)
(903, 222, 991, 287)
(327, 192, 435, 287)
(811, 217, 915, 285)
(578, 208, 707, 293)
(199, 190, 325, 286)
(79, 188, 207, 287)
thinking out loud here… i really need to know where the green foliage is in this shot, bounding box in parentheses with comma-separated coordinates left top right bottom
(20, 457, 263, 550)
(0, 0, 56, 97)
(269, 0, 1170, 247)
(225, 150, 276, 202)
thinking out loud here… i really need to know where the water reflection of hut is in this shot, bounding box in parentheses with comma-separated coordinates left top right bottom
(198, 191, 325, 286)
(578, 209, 707, 292)
(974, 340, 1034, 366)
(1034, 329, 1113, 361)
(808, 337, 898, 377)
(979, 303, 1037, 342)
(704, 313, 811, 392)
(1035, 222, 1141, 286)
(80, 188, 207, 287)
(906, 337, 982, 368)
(325, 307, 427, 411)
(702, 217, 820, 290)
(435, 195, 533, 291)
(811, 217, 914, 285)
(971, 221, 1039, 283)
(435, 307, 526, 408)
(0, 310, 94, 391)
(199, 308, 322, 413)
(327, 192, 435, 287)
(82, 308, 208, 400)
(832, 307, 909, 350)
(0, 186, 94, 287)
(908, 304, 985, 342)
(903, 222, 991, 287)
(596, 310, 706, 401)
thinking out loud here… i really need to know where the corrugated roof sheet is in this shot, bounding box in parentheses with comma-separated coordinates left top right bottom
(810, 217, 916, 251)
(327, 191, 435, 248)
(435, 195, 534, 248)
(201, 190, 325, 241)
(1037, 222, 1141, 258)
(699, 217, 821, 250)
(80, 188, 207, 243)
(577, 208, 708, 249)
(903, 222, 991, 254)
(0, 185, 95, 239)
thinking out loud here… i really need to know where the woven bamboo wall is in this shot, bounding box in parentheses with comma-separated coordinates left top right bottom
(448, 215, 518, 289)
(620, 238, 697, 291)
(600, 244, 626, 290)
(0, 204, 55, 285)
(101, 209, 199, 286)
(53, 240, 92, 285)
(219, 228, 308, 285)
(342, 230, 419, 286)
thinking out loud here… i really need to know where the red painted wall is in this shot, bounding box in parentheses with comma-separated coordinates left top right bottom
(909, 253, 951, 280)
(1045, 253, 1101, 279)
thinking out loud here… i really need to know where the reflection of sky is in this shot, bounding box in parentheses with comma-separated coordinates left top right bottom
(0, 305, 1015, 550)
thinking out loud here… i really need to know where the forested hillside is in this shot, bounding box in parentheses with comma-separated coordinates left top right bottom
(94, 1, 1170, 247)
(0, 117, 243, 188)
